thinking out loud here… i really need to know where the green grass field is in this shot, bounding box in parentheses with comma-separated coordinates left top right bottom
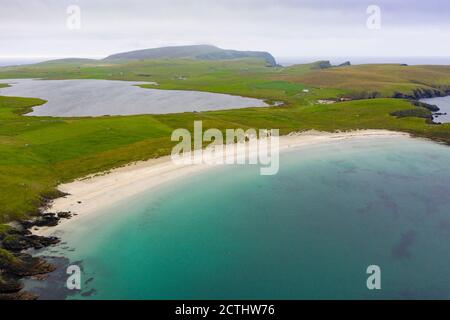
(1, 58, 450, 223)
(278, 63, 450, 97)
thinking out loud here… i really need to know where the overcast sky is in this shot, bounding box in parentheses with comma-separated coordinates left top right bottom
(1, 0, 450, 59)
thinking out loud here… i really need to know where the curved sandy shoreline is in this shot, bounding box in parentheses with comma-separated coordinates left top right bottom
(32, 130, 409, 237)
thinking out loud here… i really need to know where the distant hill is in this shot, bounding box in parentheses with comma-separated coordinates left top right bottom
(36, 58, 98, 65)
(103, 45, 277, 66)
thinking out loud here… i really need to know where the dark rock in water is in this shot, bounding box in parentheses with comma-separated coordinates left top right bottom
(0, 221, 61, 299)
(0, 290, 38, 300)
(0, 275, 23, 293)
(29, 273, 49, 281)
(81, 288, 97, 297)
(2, 253, 56, 277)
(2, 232, 59, 252)
(31, 235, 59, 248)
(22, 255, 75, 300)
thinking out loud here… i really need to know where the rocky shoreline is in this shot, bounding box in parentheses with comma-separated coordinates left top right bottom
(392, 86, 450, 100)
(0, 212, 72, 300)
(340, 86, 450, 125)
(394, 88, 450, 122)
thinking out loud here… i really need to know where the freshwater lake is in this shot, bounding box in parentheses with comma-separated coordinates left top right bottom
(26, 136, 450, 299)
(0, 79, 268, 116)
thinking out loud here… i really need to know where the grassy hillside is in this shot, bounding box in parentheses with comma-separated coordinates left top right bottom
(103, 45, 277, 66)
(2, 58, 450, 100)
(1, 59, 450, 222)
(278, 64, 450, 97)
(0, 58, 348, 105)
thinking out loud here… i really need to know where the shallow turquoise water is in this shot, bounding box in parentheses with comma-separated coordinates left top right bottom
(33, 136, 450, 299)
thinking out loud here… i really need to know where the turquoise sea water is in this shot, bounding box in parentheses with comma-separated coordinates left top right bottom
(29, 136, 450, 299)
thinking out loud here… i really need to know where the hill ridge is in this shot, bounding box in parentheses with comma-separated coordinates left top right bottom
(103, 44, 277, 66)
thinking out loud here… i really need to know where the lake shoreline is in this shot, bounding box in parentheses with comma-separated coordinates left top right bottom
(0, 78, 269, 116)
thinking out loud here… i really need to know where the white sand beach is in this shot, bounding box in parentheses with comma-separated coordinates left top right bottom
(32, 130, 409, 237)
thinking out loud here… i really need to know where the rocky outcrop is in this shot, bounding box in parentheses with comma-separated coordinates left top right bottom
(312, 60, 333, 69)
(0, 290, 38, 300)
(20, 213, 60, 229)
(1, 252, 56, 276)
(311, 60, 352, 70)
(0, 243, 57, 300)
(337, 61, 351, 67)
(57, 212, 72, 219)
(389, 99, 444, 125)
(392, 87, 450, 100)
(0, 211, 73, 300)
(410, 100, 440, 112)
(0, 276, 23, 293)
(2, 234, 59, 251)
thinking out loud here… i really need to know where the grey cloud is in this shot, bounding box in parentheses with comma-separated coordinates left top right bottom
(1, 0, 449, 58)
